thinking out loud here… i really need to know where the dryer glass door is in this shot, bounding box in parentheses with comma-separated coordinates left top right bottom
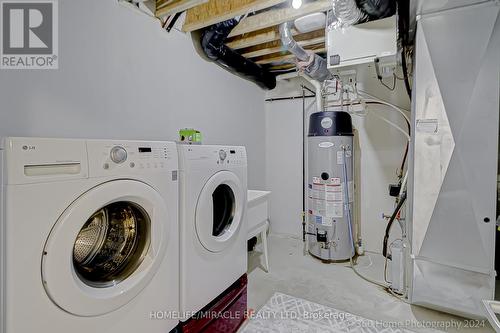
(195, 171, 245, 253)
(212, 184, 235, 237)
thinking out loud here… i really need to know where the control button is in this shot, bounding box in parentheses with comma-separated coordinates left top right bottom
(130, 162, 135, 168)
(103, 163, 110, 170)
(219, 149, 227, 161)
(110, 146, 127, 164)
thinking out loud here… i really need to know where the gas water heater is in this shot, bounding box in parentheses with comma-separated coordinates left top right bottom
(307, 111, 355, 261)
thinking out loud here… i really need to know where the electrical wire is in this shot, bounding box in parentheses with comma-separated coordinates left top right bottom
(399, 142, 409, 178)
(378, 74, 397, 91)
(342, 147, 389, 289)
(364, 100, 410, 127)
(369, 112, 410, 141)
(382, 192, 407, 258)
(384, 238, 404, 284)
(357, 92, 411, 178)
(350, 257, 390, 289)
(330, 95, 411, 178)
(358, 91, 410, 125)
(396, 0, 412, 98)
(384, 252, 389, 283)
(401, 46, 412, 98)
(389, 288, 411, 304)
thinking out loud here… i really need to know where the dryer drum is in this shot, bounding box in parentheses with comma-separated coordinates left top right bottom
(212, 184, 235, 237)
(72, 201, 151, 288)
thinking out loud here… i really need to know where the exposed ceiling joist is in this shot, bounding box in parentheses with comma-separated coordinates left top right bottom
(240, 29, 325, 58)
(182, 0, 287, 33)
(255, 44, 326, 64)
(156, 0, 208, 18)
(228, 0, 331, 37)
(225, 26, 291, 50)
(269, 64, 296, 70)
(156, 0, 175, 8)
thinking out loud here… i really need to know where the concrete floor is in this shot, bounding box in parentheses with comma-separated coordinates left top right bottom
(246, 234, 494, 333)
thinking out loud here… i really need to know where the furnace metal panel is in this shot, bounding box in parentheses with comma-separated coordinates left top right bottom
(408, 1, 500, 318)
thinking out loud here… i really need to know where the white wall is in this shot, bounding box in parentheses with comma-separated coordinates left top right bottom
(265, 79, 314, 237)
(0, 0, 266, 189)
(265, 77, 409, 252)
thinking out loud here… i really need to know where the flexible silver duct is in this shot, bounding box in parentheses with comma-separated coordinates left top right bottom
(279, 22, 310, 62)
(330, 0, 368, 30)
(330, 0, 395, 30)
(279, 22, 332, 83)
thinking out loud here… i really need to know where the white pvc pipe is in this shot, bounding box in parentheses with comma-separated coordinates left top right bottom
(358, 91, 411, 124)
(300, 74, 323, 112)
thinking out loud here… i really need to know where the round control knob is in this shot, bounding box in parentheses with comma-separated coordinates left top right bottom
(219, 149, 227, 160)
(110, 146, 127, 164)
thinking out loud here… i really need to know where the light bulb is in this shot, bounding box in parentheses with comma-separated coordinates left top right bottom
(292, 0, 302, 9)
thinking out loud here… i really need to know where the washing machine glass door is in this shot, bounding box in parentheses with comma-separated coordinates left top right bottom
(42, 180, 170, 317)
(195, 171, 245, 253)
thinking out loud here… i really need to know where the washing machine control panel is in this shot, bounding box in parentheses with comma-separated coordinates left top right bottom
(87, 140, 178, 177)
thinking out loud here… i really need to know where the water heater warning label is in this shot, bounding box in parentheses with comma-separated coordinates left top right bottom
(308, 178, 353, 219)
(314, 215, 333, 226)
(327, 202, 343, 218)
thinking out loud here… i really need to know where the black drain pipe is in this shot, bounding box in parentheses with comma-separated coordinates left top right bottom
(201, 18, 276, 90)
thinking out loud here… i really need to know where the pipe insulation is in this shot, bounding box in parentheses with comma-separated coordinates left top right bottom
(201, 18, 276, 90)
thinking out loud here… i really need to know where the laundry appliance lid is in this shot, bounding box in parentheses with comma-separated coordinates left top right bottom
(42, 179, 169, 317)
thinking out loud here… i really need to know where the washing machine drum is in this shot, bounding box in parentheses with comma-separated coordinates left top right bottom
(42, 180, 169, 317)
(195, 171, 245, 253)
(73, 202, 150, 288)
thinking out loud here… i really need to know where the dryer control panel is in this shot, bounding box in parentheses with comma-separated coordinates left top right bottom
(87, 140, 178, 177)
(215, 147, 246, 166)
(178, 145, 247, 170)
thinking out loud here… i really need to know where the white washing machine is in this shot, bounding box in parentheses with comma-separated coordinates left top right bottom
(178, 145, 247, 317)
(0, 137, 179, 333)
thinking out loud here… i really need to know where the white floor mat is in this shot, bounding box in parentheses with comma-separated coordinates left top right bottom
(241, 292, 414, 333)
